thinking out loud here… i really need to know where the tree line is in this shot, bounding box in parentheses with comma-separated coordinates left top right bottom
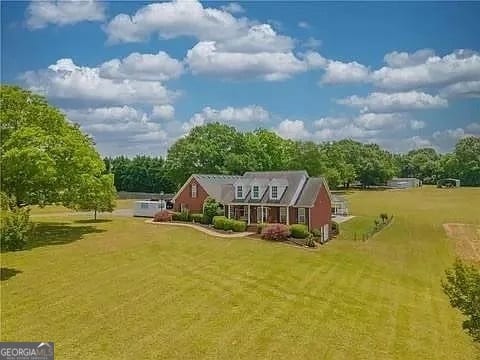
(107, 123, 480, 193)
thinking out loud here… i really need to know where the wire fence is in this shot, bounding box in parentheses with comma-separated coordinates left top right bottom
(353, 214, 394, 241)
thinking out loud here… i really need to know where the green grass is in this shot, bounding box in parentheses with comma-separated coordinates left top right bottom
(1, 187, 479, 359)
(28, 198, 136, 215)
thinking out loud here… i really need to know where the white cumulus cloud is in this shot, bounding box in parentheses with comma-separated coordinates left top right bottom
(182, 105, 270, 132)
(220, 3, 245, 14)
(372, 49, 480, 90)
(321, 60, 370, 84)
(275, 119, 311, 140)
(26, 0, 105, 29)
(439, 80, 480, 98)
(185, 41, 306, 81)
(22, 58, 177, 106)
(152, 105, 175, 121)
(337, 91, 448, 113)
(99, 51, 184, 81)
(104, 0, 249, 43)
(383, 49, 436, 68)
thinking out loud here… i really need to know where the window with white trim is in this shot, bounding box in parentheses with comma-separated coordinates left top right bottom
(280, 207, 287, 223)
(191, 183, 197, 198)
(271, 186, 278, 199)
(236, 185, 243, 199)
(297, 208, 306, 224)
(252, 185, 259, 199)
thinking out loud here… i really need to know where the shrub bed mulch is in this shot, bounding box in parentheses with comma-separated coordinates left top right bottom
(150, 219, 253, 236)
(247, 233, 330, 250)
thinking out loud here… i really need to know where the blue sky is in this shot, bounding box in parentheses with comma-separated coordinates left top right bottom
(2, 1, 479, 156)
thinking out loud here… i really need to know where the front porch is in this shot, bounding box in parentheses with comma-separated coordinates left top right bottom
(224, 204, 307, 228)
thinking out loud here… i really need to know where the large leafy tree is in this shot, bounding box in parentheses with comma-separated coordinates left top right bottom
(0, 85, 116, 211)
(165, 123, 248, 186)
(63, 174, 117, 220)
(106, 156, 175, 193)
(443, 259, 480, 342)
(453, 136, 480, 186)
(398, 148, 442, 184)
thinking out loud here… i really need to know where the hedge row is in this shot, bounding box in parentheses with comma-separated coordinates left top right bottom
(212, 216, 247, 232)
(169, 211, 209, 224)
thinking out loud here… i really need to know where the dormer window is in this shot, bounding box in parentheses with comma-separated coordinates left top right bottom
(252, 185, 259, 199)
(236, 185, 243, 199)
(271, 185, 278, 199)
(191, 183, 197, 198)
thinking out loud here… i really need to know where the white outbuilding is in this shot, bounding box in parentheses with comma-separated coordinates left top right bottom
(387, 178, 421, 189)
(133, 200, 166, 217)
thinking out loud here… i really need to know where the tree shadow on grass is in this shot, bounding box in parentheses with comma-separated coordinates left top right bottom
(1, 267, 22, 281)
(25, 222, 106, 250)
(74, 219, 112, 224)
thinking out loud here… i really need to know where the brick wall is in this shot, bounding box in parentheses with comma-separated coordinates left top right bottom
(309, 186, 332, 231)
(173, 178, 209, 213)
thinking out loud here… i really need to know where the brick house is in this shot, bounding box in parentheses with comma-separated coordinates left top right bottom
(173, 171, 332, 239)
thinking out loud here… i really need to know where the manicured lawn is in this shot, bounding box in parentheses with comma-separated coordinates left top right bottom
(28, 198, 136, 215)
(1, 187, 479, 359)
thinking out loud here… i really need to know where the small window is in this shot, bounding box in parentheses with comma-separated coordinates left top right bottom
(191, 183, 197, 198)
(271, 186, 278, 199)
(236, 185, 243, 198)
(141, 203, 149, 209)
(297, 208, 306, 224)
(252, 185, 259, 199)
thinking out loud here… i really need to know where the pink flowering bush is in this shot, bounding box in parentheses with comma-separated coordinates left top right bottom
(261, 223, 290, 241)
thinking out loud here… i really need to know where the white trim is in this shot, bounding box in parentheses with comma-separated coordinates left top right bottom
(279, 206, 287, 223)
(270, 185, 278, 200)
(251, 184, 260, 199)
(247, 205, 251, 225)
(321, 177, 333, 203)
(191, 182, 197, 198)
(172, 175, 195, 201)
(298, 207, 306, 224)
(236, 185, 244, 199)
(308, 208, 311, 230)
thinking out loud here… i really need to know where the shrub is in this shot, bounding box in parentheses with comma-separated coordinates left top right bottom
(442, 259, 480, 342)
(290, 224, 309, 239)
(153, 210, 172, 222)
(311, 228, 322, 237)
(261, 223, 290, 241)
(172, 211, 190, 222)
(1, 208, 33, 251)
(223, 218, 235, 231)
(231, 220, 247, 232)
(203, 198, 220, 224)
(190, 213, 204, 223)
(380, 213, 388, 223)
(305, 236, 316, 248)
(213, 216, 227, 230)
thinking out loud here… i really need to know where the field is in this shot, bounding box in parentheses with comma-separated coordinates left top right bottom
(1, 187, 479, 359)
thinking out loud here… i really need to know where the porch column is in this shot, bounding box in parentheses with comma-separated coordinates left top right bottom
(286, 206, 289, 225)
(227, 205, 230, 219)
(247, 205, 251, 225)
(260, 205, 264, 223)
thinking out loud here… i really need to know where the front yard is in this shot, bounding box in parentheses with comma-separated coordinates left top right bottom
(1, 187, 479, 359)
